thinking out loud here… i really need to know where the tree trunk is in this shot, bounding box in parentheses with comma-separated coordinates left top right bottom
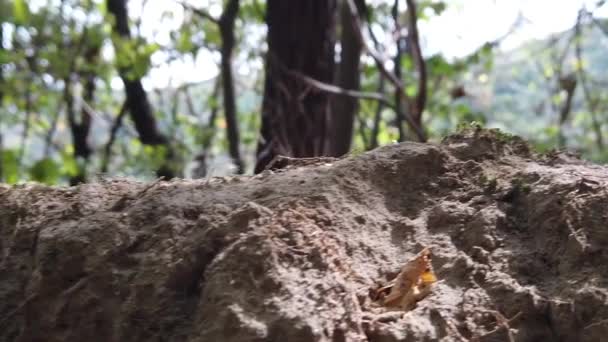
(557, 74, 577, 148)
(255, 0, 338, 173)
(66, 45, 100, 185)
(405, 0, 427, 129)
(392, 0, 406, 142)
(106, 0, 167, 146)
(107, 0, 176, 179)
(219, 0, 245, 174)
(328, 0, 364, 157)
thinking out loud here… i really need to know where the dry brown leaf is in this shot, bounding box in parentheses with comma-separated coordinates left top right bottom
(370, 247, 437, 311)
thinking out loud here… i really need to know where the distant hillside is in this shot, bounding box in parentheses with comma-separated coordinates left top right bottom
(473, 21, 608, 161)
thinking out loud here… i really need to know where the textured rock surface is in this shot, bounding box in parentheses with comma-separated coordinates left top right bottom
(1, 129, 608, 341)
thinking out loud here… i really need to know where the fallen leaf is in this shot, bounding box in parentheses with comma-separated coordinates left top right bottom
(371, 247, 437, 311)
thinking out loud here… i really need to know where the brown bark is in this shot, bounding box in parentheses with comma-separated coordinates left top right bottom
(75, 46, 99, 161)
(329, 0, 365, 157)
(107, 0, 167, 146)
(405, 0, 427, 127)
(219, 0, 245, 174)
(392, 0, 406, 142)
(557, 74, 577, 148)
(255, 0, 338, 173)
(67, 45, 99, 185)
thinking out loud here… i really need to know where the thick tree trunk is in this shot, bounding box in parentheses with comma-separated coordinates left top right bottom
(255, 0, 338, 173)
(219, 0, 245, 174)
(329, 0, 364, 157)
(106, 0, 167, 146)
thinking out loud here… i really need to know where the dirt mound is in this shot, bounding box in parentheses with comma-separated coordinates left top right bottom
(1, 129, 608, 342)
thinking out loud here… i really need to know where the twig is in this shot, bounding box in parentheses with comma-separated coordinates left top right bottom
(356, 112, 369, 148)
(44, 102, 64, 156)
(369, 75, 385, 149)
(101, 101, 128, 173)
(472, 310, 522, 342)
(433, 310, 468, 342)
(0, 293, 38, 328)
(288, 69, 394, 108)
(584, 318, 608, 330)
(202, 79, 221, 151)
(17, 80, 33, 167)
(175, 0, 219, 24)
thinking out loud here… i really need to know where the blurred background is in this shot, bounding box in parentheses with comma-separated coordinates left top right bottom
(1, 0, 607, 185)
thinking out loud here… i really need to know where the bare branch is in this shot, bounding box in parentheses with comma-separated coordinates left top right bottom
(356, 113, 369, 148)
(176, 0, 219, 24)
(101, 101, 129, 173)
(345, 0, 426, 142)
(288, 69, 394, 108)
(202, 80, 222, 151)
(44, 101, 63, 156)
(345, 0, 406, 90)
(370, 75, 386, 150)
(17, 82, 33, 167)
(405, 0, 427, 124)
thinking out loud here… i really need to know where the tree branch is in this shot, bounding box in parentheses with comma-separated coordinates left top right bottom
(176, 0, 219, 24)
(101, 101, 129, 173)
(392, 0, 406, 141)
(356, 112, 369, 148)
(288, 69, 394, 108)
(17, 82, 33, 167)
(370, 75, 386, 150)
(345, 0, 426, 142)
(405, 0, 427, 124)
(219, 0, 245, 174)
(44, 103, 63, 156)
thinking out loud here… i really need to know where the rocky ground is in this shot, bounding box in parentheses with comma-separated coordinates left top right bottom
(1, 128, 608, 342)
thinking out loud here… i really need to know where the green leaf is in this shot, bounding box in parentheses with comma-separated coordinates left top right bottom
(0, 50, 12, 64)
(29, 158, 60, 185)
(405, 84, 417, 97)
(426, 55, 455, 77)
(202, 24, 221, 47)
(132, 43, 159, 78)
(1, 149, 19, 184)
(60, 150, 79, 177)
(177, 27, 194, 53)
(13, 0, 30, 25)
(429, 2, 447, 15)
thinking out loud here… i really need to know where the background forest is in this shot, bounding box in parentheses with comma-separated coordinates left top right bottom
(1, 0, 608, 185)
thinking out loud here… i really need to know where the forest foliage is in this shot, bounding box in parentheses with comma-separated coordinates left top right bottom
(1, 0, 607, 185)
